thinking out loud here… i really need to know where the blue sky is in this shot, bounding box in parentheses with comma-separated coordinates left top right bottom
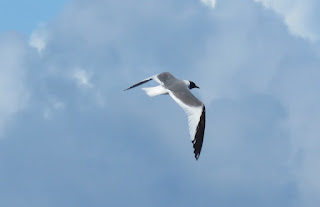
(0, 0, 68, 34)
(1, 0, 320, 206)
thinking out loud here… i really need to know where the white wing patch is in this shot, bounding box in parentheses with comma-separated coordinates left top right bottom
(169, 92, 203, 141)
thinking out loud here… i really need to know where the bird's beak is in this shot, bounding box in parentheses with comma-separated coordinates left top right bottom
(196, 86, 200, 89)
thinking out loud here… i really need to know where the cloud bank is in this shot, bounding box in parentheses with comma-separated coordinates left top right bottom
(0, 0, 320, 206)
(254, 0, 320, 41)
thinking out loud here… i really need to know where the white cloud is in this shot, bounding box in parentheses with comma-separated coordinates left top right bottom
(201, 0, 216, 8)
(29, 24, 49, 54)
(193, 1, 320, 205)
(254, 0, 320, 41)
(2, 0, 320, 206)
(72, 68, 93, 88)
(45, 5, 320, 206)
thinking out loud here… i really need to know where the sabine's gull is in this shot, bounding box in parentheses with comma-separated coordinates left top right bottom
(125, 72, 205, 160)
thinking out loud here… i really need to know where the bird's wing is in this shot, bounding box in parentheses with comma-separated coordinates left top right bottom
(168, 91, 205, 160)
(124, 77, 153, 91)
(124, 72, 176, 91)
(124, 74, 165, 91)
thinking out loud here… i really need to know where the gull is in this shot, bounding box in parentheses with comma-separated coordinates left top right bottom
(125, 72, 205, 160)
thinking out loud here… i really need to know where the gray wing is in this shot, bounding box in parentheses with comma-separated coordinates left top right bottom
(156, 72, 177, 86)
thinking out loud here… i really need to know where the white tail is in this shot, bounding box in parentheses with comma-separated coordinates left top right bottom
(142, 85, 168, 97)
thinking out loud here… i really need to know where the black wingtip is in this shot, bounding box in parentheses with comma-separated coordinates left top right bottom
(192, 105, 206, 160)
(195, 153, 200, 160)
(124, 86, 134, 91)
(124, 78, 152, 92)
(193, 139, 200, 160)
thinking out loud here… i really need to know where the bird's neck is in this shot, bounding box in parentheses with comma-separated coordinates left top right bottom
(183, 80, 190, 87)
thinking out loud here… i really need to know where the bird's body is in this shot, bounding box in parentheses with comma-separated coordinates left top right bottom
(125, 72, 205, 160)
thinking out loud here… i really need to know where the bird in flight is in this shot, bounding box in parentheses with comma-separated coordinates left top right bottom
(125, 72, 205, 160)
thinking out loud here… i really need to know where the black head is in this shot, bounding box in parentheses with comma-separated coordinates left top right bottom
(189, 81, 200, 90)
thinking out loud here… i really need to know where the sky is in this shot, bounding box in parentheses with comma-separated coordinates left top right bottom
(0, 0, 68, 34)
(0, 0, 320, 206)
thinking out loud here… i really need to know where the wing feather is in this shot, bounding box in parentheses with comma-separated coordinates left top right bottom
(124, 74, 165, 91)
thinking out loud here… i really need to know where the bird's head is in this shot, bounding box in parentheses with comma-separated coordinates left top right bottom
(188, 81, 200, 90)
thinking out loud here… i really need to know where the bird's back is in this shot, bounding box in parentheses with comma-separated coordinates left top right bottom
(157, 72, 177, 87)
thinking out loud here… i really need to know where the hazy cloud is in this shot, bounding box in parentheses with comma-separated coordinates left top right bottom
(1, 0, 320, 206)
(43, 97, 65, 120)
(254, 0, 320, 41)
(200, 0, 216, 8)
(72, 68, 93, 88)
(29, 24, 49, 54)
(194, 1, 320, 206)
(0, 33, 29, 137)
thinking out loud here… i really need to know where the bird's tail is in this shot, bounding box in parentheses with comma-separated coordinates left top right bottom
(142, 85, 168, 97)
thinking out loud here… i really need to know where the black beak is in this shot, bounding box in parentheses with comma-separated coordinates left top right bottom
(196, 86, 200, 89)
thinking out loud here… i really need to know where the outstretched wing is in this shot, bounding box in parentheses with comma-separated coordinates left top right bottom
(124, 77, 153, 91)
(168, 91, 205, 160)
(124, 72, 176, 91)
